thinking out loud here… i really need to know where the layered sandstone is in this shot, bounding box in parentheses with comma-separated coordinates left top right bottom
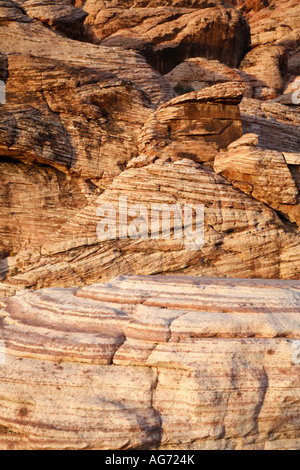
(79, 0, 250, 74)
(0, 0, 300, 295)
(129, 82, 244, 167)
(1, 81, 300, 293)
(214, 133, 300, 226)
(12, 0, 88, 39)
(240, 45, 288, 99)
(0, 275, 299, 450)
(165, 57, 253, 96)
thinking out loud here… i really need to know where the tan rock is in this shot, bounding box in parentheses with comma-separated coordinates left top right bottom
(3, 153, 300, 292)
(0, 275, 299, 449)
(80, 1, 251, 73)
(214, 133, 300, 225)
(0, 160, 91, 260)
(226, 0, 268, 15)
(165, 57, 253, 97)
(240, 45, 288, 99)
(13, 0, 88, 39)
(250, 0, 300, 54)
(240, 98, 300, 155)
(130, 82, 244, 167)
(0, 2, 175, 182)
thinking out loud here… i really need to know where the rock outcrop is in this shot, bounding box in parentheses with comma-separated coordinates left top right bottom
(130, 82, 244, 167)
(249, 0, 300, 77)
(240, 45, 288, 99)
(0, 275, 299, 450)
(0, 5, 175, 181)
(214, 133, 300, 226)
(12, 0, 88, 39)
(165, 57, 253, 96)
(80, 0, 251, 74)
(0, 0, 300, 295)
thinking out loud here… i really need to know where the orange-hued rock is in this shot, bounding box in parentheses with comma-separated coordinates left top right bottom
(0, 160, 92, 260)
(130, 82, 244, 167)
(3, 155, 300, 292)
(80, 1, 250, 73)
(226, 0, 268, 15)
(0, 0, 300, 296)
(13, 0, 88, 39)
(0, 2, 175, 181)
(1, 83, 300, 293)
(249, 0, 300, 53)
(165, 57, 253, 96)
(0, 275, 299, 450)
(240, 98, 300, 154)
(214, 133, 300, 226)
(240, 45, 288, 99)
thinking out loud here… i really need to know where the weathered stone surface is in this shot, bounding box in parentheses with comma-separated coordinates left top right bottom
(2, 154, 300, 293)
(13, 0, 88, 39)
(214, 133, 300, 226)
(165, 57, 253, 96)
(226, 0, 269, 15)
(240, 98, 300, 155)
(249, 0, 300, 55)
(80, 1, 251, 74)
(240, 45, 288, 99)
(0, 2, 175, 182)
(130, 82, 244, 167)
(0, 160, 92, 261)
(1, 80, 300, 292)
(0, 275, 299, 450)
(0, 0, 300, 295)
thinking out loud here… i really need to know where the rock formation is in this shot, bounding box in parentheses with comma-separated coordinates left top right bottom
(0, 275, 299, 450)
(0, 0, 300, 293)
(0, 0, 299, 452)
(80, 0, 251, 73)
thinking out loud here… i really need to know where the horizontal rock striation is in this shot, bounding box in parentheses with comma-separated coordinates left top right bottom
(0, 275, 299, 450)
(0, 0, 300, 294)
(80, 1, 251, 74)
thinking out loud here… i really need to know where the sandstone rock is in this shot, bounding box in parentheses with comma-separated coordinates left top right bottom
(1, 81, 300, 291)
(165, 57, 253, 97)
(240, 98, 300, 155)
(3, 153, 300, 293)
(226, 0, 269, 15)
(0, 275, 299, 450)
(1, 0, 300, 295)
(130, 82, 244, 167)
(214, 133, 300, 226)
(240, 45, 288, 99)
(80, 1, 251, 73)
(0, 160, 92, 261)
(250, 0, 300, 50)
(12, 0, 88, 39)
(0, 2, 175, 182)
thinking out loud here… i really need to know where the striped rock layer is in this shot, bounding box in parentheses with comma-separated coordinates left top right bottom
(0, 275, 299, 450)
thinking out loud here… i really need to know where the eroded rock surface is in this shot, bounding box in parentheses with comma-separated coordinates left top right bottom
(0, 275, 299, 450)
(80, 0, 250, 73)
(0, 2, 175, 182)
(0, 0, 300, 294)
(215, 133, 300, 226)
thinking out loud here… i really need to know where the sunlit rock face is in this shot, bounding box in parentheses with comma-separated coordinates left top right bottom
(79, 0, 251, 74)
(0, 275, 299, 450)
(0, 0, 300, 296)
